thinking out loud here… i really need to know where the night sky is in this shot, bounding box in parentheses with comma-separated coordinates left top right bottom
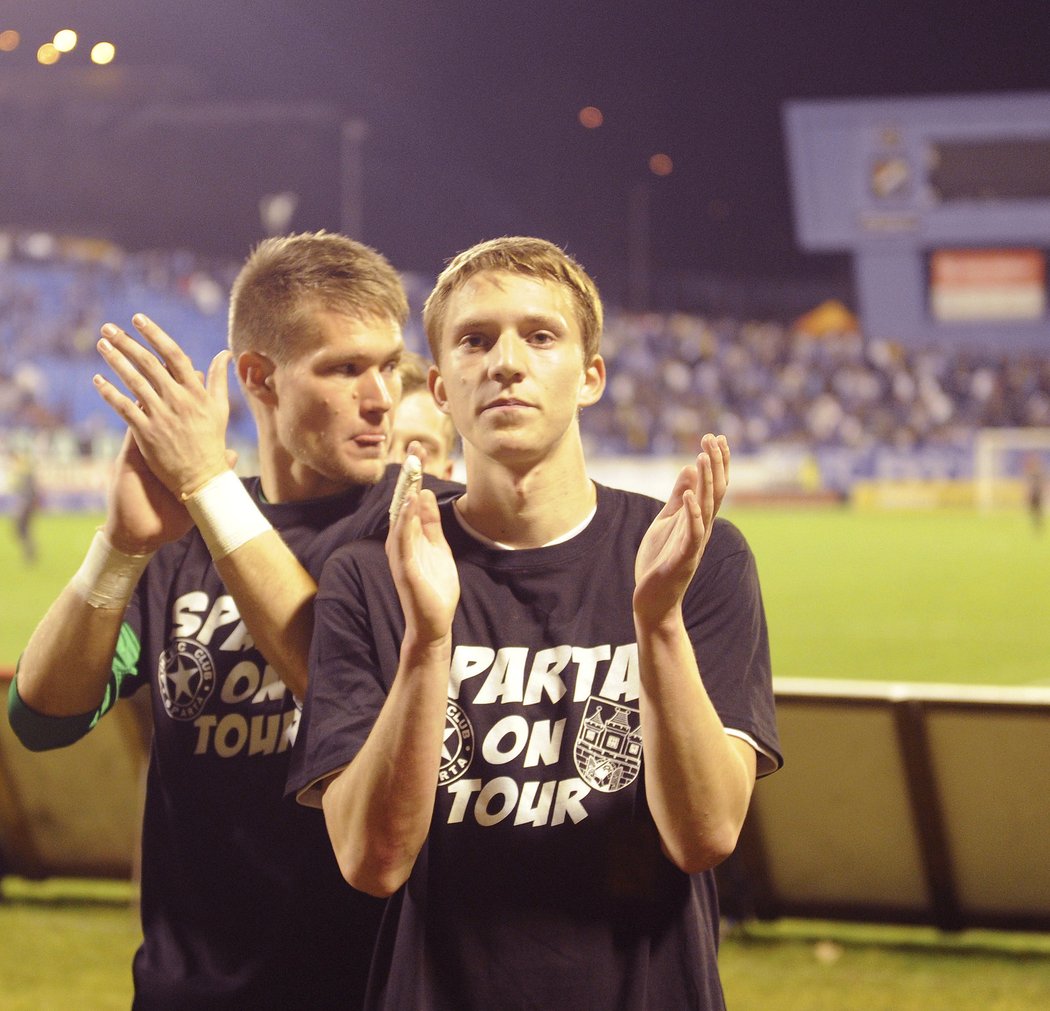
(6, 1, 1050, 304)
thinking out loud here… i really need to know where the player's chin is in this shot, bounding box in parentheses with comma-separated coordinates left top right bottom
(341, 457, 388, 487)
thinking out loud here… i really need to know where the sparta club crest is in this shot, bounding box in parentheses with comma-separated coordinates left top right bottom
(158, 639, 216, 720)
(574, 697, 642, 793)
(439, 700, 475, 785)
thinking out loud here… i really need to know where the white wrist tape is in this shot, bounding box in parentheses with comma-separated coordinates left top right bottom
(70, 529, 154, 609)
(183, 470, 273, 561)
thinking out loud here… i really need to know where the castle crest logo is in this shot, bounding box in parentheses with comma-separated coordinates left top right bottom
(158, 639, 216, 720)
(574, 697, 642, 792)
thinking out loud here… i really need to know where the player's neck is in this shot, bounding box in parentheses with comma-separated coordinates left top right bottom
(258, 447, 356, 504)
(458, 446, 594, 549)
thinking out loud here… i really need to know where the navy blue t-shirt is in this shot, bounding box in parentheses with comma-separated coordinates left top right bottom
(291, 483, 781, 1010)
(110, 465, 457, 1009)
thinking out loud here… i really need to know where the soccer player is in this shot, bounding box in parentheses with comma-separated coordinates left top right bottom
(290, 236, 782, 1009)
(389, 350, 457, 479)
(9, 232, 457, 1009)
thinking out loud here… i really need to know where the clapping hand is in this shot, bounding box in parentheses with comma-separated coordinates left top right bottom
(633, 434, 730, 625)
(385, 444, 460, 644)
(93, 314, 232, 499)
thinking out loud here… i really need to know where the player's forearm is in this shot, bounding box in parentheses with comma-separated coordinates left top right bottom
(184, 472, 314, 698)
(322, 634, 451, 897)
(18, 527, 151, 717)
(17, 586, 125, 717)
(213, 530, 315, 699)
(635, 614, 755, 873)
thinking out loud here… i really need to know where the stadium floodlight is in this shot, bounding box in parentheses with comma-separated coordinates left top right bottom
(52, 30, 77, 53)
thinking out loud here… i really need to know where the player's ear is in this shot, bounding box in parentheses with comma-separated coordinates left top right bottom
(239, 352, 277, 404)
(577, 353, 605, 409)
(429, 365, 452, 416)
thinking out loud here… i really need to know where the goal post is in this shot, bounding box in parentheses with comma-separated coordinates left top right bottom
(973, 427, 1050, 513)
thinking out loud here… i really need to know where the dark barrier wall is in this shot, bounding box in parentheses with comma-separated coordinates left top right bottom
(0, 670, 149, 880)
(733, 678, 1050, 931)
(3, 669, 1050, 935)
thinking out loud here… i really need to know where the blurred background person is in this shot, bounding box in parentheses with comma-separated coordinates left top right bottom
(1024, 452, 1045, 532)
(10, 450, 41, 565)
(391, 350, 458, 479)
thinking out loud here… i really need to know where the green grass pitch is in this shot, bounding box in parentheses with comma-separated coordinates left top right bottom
(3, 505, 1046, 686)
(0, 511, 108, 671)
(2, 505, 1049, 1008)
(729, 505, 1050, 688)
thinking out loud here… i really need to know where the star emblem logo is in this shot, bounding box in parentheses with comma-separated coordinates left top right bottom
(158, 639, 216, 720)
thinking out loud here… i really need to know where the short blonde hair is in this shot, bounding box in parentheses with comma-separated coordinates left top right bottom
(422, 236, 603, 363)
(228, 231, 408, 362)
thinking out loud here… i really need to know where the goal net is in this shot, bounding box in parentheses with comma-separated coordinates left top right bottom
(973, 427, 1050, 512)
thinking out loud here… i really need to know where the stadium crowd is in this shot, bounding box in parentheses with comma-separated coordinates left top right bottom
(587, 311, 1050, 457)
(2, 231, 1049, 464)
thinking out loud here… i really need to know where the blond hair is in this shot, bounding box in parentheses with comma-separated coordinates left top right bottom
(228, 231, 408, 361)
(422, 236, 603, 363)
